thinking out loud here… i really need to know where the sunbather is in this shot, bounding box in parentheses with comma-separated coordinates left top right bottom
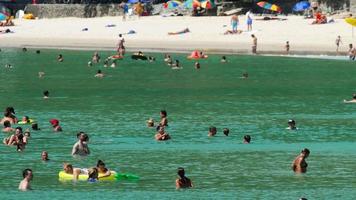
(168, 28, 190, 35)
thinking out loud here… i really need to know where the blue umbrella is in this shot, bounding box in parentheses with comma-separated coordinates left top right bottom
(0, 13, 6, 21)
(127, 0, 151, 3)
(293, 1, 310, 12)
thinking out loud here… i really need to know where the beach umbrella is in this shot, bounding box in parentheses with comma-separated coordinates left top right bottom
(257, 1, 282, 13)
(0, 13, 6, 21)
(345, 18, 356, 37)
(184, 0, 200, 9)
(200, 0, 214, 9)
(164, 0, 182, 9)
(293, 1, 310, 12)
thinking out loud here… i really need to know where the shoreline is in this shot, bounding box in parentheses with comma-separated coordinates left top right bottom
(0, 39, 348, 57)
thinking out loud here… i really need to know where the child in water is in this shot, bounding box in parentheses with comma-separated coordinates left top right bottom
(87, 167, 98, 183)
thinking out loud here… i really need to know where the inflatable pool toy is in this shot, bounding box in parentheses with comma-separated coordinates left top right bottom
(58, 171, 139, 181)
(109, 55, 124, 60)
(345, 18, 356, 26)
(59, 170, 117, 181)
(18, 119, 35, 125)
(131, 54, 147, 60)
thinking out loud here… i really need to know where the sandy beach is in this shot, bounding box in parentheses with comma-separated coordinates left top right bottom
(0, 15, 354, 55)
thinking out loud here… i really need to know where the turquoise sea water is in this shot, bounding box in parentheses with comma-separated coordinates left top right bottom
(0, 49, 356, 199)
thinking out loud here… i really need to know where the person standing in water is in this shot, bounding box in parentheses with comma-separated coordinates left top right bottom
(287, 119, 297, 130)
(335, 36, 342, 53)
(18, 169, 33, 191)
(117, 34, 125, 56)
(176, 167, 193, 189)
(292, 148, 310, 173)
(251, 34, 257, 54)
(72, 132, 90, 156)
(41, 151, 50, 161)
(159, 110, 168, 126)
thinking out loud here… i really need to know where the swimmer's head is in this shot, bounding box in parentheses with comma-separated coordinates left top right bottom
(288, 119, 296, 125)
(22, 168, 33, 180)
(22, 48, 27, 52)
(49, 119, 59, 127)
(223, 128, 229, 136)
(22, 116, 29, 122)
(24, 130, 30, 137)
(32, 123, 40, 131)
(3, 120, 11, 128)
(15, 127, 23, 134)
(96, 160, 106, 168)
(5, 106, 15, 115)
(88, 167, 98, 179)
(353, 94, 356, 99)
(41, 151, 48, 160)
(209, 126, 217, 136)
(43, 90, 49, 97)
(301, 148, 310, 157)
(243, 135, 251, 143)
(97, 70, 102, 74)
(63, 163, 73, 173)
(177, 167, 185, 178)
(222, 56, 226, 60)
(36, 50, 40, 54)
(160, 110, 167, 118)
(156, 125, 165, 133)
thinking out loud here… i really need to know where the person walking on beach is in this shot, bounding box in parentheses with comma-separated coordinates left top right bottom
(335, 36, 342, 53)
(251, 34, 257, 54)
(19, 169, 33, 191)
(231, 15, 239, 33)
(285, 41, 290, 54)
(246, 10, 253, 31)
(292, 148, 310, 173)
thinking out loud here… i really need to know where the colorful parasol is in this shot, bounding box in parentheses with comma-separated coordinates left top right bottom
(164, 0, 183, 9)
(345, 18, 356, 37)
(257, 1, 282, 12)
(293, 1, 310, 12)
(184, 0, 201, 9)
(200, 0, 215, 9)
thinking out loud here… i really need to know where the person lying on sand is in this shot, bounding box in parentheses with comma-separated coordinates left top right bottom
(168, 28, 190, 35)
(0, 18, 14, 27)
(224, 30, 242, 35)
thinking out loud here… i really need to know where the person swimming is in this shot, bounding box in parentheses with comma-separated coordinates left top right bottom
(221, 56, 227, 63)
(208, 126, 217, 137)
(88, 167, 99, 182)
(343, 93, 356, 103)
(287, 119, 297, 130)
(175, 167, 193, 189)
(38, 72, 45, 78)
(223, 128, 229, 136)
(2, 120, 14, 132)
(0, 107, 18, 124)
(63, 163, 88, 180)
(243, 135, 251, 143)
(18, 168, 33, 191)
(292, 148, 310, 173)
(3, 126, 23, 146)
(195, 62, 200, 69)
(92, 52, 100, 63)
(96, 160, 111, 178)
(171, 60, 181, 69)
(20, 116, 31, 124)
(72, 132, 90, 156)
(43, 90, 49, 99)
(41, 151, 49, 161)
(95, 70, 104, 78)
(57, 54, 64, 62)
(49, 119, 62, 132)
(32, 123, 40, 131)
